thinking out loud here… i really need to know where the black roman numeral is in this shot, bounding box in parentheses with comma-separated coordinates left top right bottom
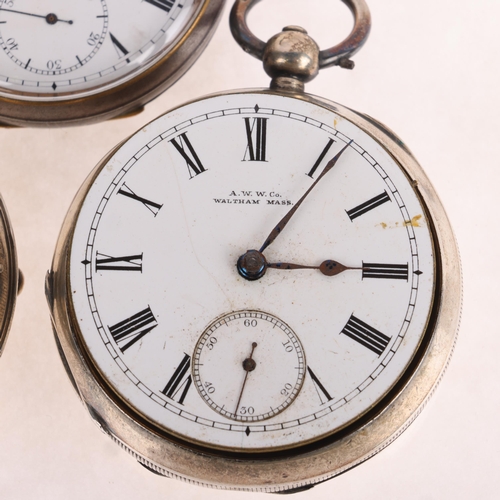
(307, 366, 333, 404)
(169, 133, 206, 178)
(144, 0, 175, 12)
(161, 353, 192, 405)
(117, 183, 163, 216)
(362, 262, 409, 280)
(346, 191, 391, 221)
(341, 315, 391, 356)
(95, 252, 143, 272)
(243, 117, 268, 161)
(109, 307, 158, 353)
(307, 138, 335, 178)
(110, 33, 130, 61)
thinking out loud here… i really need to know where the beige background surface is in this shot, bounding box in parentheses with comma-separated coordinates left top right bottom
(0, 0, 497, 498)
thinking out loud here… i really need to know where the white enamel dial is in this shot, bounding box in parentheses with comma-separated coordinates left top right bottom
(0, 0, 198, 97)
(68, 91, 436, 452)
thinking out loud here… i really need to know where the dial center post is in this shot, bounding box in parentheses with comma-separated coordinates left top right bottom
(237, 250, 267, 281)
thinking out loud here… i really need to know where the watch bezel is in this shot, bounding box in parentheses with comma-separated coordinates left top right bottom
(0, 0, 225, 127)
(47, 88, 461, 491)
(0, 194, 19, 356)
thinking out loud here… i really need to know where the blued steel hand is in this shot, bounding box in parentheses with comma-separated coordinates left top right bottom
(0, 8, 73, 24)
(267, 259, 361, 277)
(234, 342, 258, 416)
(258, 141, 351, 253)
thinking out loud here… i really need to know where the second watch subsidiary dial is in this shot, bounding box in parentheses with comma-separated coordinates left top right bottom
(0, 0, 108, 76)
(193, 310, 306, 422)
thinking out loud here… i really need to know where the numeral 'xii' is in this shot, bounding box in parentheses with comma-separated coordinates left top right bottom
(243, 117, 268, 162)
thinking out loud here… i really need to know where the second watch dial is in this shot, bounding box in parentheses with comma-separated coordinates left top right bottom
(0, 0, 199, 97)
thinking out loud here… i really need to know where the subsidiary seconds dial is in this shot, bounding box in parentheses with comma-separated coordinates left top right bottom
(193, 311, 306, 422)
(0, 0, 108, 75)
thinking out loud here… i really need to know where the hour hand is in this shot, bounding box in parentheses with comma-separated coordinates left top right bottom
(267, 259, 361, 277)
(236, 250, 360, 280)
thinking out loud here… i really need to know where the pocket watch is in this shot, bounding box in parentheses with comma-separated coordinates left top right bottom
(0, 193, 21, 356)
(46, 0, 461, 492)
(0, 0, 225, 126)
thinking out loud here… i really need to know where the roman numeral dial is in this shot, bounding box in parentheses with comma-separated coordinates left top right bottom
(362, 262, 409, 280)
(144, 0, 175, 12)
(110, 33, 130, 62)
(117, 183, 163, 216)
(161, 354, 192, 405)
(169, 133, 206, 178)
(95, 252, 143, 272)
(341, 315, 391, 356)
(307, 138, 335, 178)
(243, 117, 268, 161)
(307, 367, 333, 404)
(68, 94, 437, 456)
(108, 307, 158, 353)
(346, 191, 391, 220)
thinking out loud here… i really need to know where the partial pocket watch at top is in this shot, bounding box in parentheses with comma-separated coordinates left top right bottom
(0, 0, 225, 126)
(0, 193, 21, 356)
(46, 0, 461, 492)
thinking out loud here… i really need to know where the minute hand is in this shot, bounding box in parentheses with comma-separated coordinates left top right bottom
(259, 141, 351, 253)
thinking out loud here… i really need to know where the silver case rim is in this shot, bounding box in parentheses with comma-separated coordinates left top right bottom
(0, 193, 19, 356)
(47, 88, 461, 491)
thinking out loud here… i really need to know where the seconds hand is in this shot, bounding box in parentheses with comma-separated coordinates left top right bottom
(234, 342, 258, 417)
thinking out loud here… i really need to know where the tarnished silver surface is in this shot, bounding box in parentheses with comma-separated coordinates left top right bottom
(0, 0, 225, 127)
(0, 194, 20, 357)
(46, 86, 461, 492)
(230, 0, 371, 70)
(263, 26, 320, 91)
